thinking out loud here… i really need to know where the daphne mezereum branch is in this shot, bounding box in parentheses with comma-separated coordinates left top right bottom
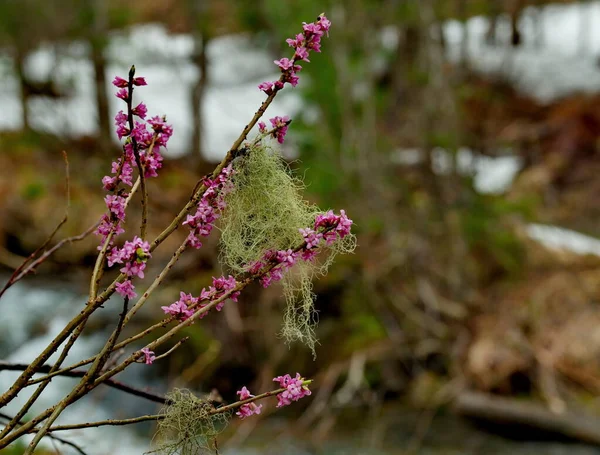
(0, 71, 288, 445)
(125, 66, 148, 241)
(149, 73, 286, 254)
(31, 386, 290, 434)
(0, 412, 88, 455)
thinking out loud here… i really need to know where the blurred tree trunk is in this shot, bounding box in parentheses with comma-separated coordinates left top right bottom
(457, 0, 468, 70)
(509, 0, 525, 46)
(579, 1, 590, 55)
(89, 0, 110, 151)
(485, 2, 501, 44)
(188, 0, 210, 172)
(14, 46, 30, 131)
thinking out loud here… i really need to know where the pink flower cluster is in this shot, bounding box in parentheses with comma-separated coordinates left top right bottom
(108, 236, 151, 299)
(234, 373, 311, 420)
(301, 209, 352, 250)
(96, 72, 172, 248)
(183, 165, 235, 249)
(161, 275, 240, 321)
(161, 291, 195, 321)
(140, 347, 156, 365)
(273, 373, 312, 408)
(259, 13, 331, 95)
(257, 115, 290, 144)
(235, 386, 263, 419)
(248, 209, 352, 287)
(249, 248, 299, 288)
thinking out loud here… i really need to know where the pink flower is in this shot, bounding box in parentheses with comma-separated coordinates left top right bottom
(269, 116, 290, 144)
(132, 102, 147, 119)
(301, 249, 319, 262)
(141, 347, 156, 365)
(317, 13, 332, 35)
(288, 74, 300, 87)
(116, 88, 128, 101)
(258, 121, 267, 133)
(133, 77, 147, 86)
(112, 76, 128, 88)
(259, 266, 284, 288)
(336, 209, 353, 238)
(105, 194, 127, 221)
(141, 150, 163, 178)
(114, 110, 127, 125)
(294, 47, 310, 62)
(303, 22, 324, 37)
(115, 280, 137, 299)
(274, 58, 294, 71)
(258, 81, 274, 95)
(161, 292, 196, 321)
(120, 261, 146, 279)
(286, 33, 305, 48)
(116, 123, 130, 140)
(248, 260, 264, 274)
(276, 249, 297, 268)
(210, 275, 240, 306)
(184, 165, 234, 249)
(299, 228, 322, 249)
(235, 386, 263, 419)
(273, 373, 311, 408)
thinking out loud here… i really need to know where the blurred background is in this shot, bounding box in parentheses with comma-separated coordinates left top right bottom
(3, 0, 600, 453)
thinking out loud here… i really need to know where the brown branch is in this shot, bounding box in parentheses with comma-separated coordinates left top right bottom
(0, 152, 71, 299)
(39, 386, 290, 433)
(126, 65, 148, 240)
(0, 362, 168, 405)
(0, 221, 98, 300)
(148, 74, 286, 254)
(0, 412, 88, 455)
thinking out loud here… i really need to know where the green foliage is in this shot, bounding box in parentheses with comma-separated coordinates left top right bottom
(21, 182, 45, 200)
(152, 389, 229, 455)
(462, 194, 535, 276)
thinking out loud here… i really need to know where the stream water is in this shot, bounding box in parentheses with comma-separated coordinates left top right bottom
(2, 279, 600, 455)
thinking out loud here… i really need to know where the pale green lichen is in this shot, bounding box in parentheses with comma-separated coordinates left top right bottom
(150, 389, 229, 455)
(219, 141, 356, 355)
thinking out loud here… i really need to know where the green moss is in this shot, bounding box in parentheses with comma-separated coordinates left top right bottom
(219, 142, 356, 355)
(152, 389, 229, 455)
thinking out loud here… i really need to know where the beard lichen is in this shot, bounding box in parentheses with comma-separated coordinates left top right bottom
(150, 389, 229, 455)
(219, 141, 356, 355)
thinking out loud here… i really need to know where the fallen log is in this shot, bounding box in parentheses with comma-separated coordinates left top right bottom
(454, 391, 600, 446)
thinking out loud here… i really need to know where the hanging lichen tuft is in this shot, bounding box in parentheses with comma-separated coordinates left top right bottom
(151, 389, 229, 455)
(219, 142, 356, 355)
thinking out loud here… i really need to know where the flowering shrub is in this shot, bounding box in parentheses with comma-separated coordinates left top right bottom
(0, 12, 354, 455)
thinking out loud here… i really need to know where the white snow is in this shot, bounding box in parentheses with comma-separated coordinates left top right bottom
(391, 147, 523, 194)
(526, 223, 600, 256)
(0, 280, 151, 454)
(0, 23, 301, 160)
(444, 1, 600, 102)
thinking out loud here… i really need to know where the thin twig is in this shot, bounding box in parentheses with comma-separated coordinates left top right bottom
(0, 152, 71, 298)
(0, 412, 88, 455)
(122, 238, 188, 327)
(0, 222, 98, 301)
(126, 65, 148, 240)
(0, 362, 168, 405)
(39, 386, 289, 433)
(147, 338, 189, 364)
(149, 74, 286, 254)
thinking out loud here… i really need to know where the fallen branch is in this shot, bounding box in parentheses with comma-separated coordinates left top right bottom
(454, 390, 600, 446)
